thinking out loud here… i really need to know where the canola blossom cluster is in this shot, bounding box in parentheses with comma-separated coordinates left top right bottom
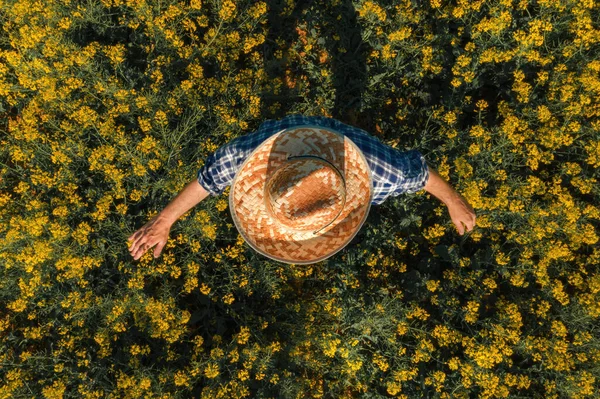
(1, 0, 600, 398)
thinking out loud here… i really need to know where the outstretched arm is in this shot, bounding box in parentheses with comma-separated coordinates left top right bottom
(423, 166, 476, 235)
(158, 179, 211, 225)
(128, 179, 211, 260)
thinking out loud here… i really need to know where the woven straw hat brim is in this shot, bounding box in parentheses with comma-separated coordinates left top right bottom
(229, 125, 373, 264)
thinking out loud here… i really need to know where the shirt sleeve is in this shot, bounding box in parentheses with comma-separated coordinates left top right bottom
(196, 124, 277, 196)
(391, 149, 430, 195)
(196, 142, 239, 197)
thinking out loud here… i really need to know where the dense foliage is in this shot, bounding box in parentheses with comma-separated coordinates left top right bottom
(1, 0, 599, 398)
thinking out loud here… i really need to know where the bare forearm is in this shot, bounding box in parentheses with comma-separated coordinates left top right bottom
(423, 166, 460, 206)
(158, 179, 211, 225)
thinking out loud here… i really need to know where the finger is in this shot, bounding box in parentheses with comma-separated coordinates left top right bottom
(133, 240, 151, 259)
(128, 236, 138, 252)
(129, 238, 140, 254)
(128, 229, 143, 242)
(127, 233, 135, 245)
(129, 231, 145, 251)
(456, 222, 464, 235)
(133, 244, 150, 260)
(154, 241, 166, 258)
(135, 241, 153, 258)
(131, 232, 150, 253)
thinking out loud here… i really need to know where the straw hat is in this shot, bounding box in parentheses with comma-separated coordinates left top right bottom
(229, 125, 373, 264)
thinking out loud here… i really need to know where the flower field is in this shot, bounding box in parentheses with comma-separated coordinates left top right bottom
(1, 0, 600, 397)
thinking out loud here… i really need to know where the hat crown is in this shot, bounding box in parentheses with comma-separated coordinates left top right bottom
(230, 126, 373, 264)
(265, 157, 346, 232)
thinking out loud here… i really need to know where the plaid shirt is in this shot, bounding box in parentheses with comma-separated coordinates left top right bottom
(197, 115, 429, 205)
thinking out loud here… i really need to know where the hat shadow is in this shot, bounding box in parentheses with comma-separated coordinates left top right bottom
(260, 0, 369, 126)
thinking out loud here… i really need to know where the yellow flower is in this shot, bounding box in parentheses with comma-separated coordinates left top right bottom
(204, 362, 219, 379)
(138, 117, 152, 133)
(200, 283, 211, 295)
(104, 44, 126, 65)
(323, 336, 341, 358)
(397, 321, 409, 336)
(223, 292, 235, 305)
(407, 305, 430, 321)
(73, 222, 92, 246)
(248, 2, 267, 19)
(426, 280, 440, 292)
(201, 223, 217, 240)
(140, 377, 151, 390)
(237, 326, 251, 345)
(243, 34, 266, 54)
(483, 277, 498, 291)
(451, 78, 462, 87)
(269, 373, 280, 385)
(495, 251, 510, 266)
(373, 352, 389, 372)
(358, 1, 387, 22)
(512, 69, 531, 103)
(465, 343, 503, 368)
(509, 271, 526, 287)
(389, 27, 412, 42)
(536, 105, 552, 122)
(463, 301, 479, 324)
(473, 10, 512, 37)
(42, 380, 66, 399)
(237, 369, 250, 381)
(469, 125, 486, 138)
(129, 189, 143, 202)
(476, 99, 488, 111)
(551, 279, 570, 306)
(337, 346, 349, 359)
(454, 156, 473, 179)
(381, 44, 396, 60)
(174, 370, 189, 387)
(443, 111, 457, 125)
(467, 143, 481, 157)
(57, 17, 72, 30)
(215, 197, 228, 211)
(346, 357, 363, 372)
(584, 140, 600, 168)
(148, 159, 161, 171)
(218, 0, 237, 21)
(154, 110, 168, 127)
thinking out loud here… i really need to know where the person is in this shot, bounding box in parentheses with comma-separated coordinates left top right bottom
(128, 114, 476, 264)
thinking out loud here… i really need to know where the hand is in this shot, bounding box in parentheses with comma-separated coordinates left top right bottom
(128, 214, 172, 260)
(447, 193, 476, 236)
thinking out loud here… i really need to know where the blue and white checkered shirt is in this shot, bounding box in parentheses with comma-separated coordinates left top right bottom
(197, 115, 429, 205)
